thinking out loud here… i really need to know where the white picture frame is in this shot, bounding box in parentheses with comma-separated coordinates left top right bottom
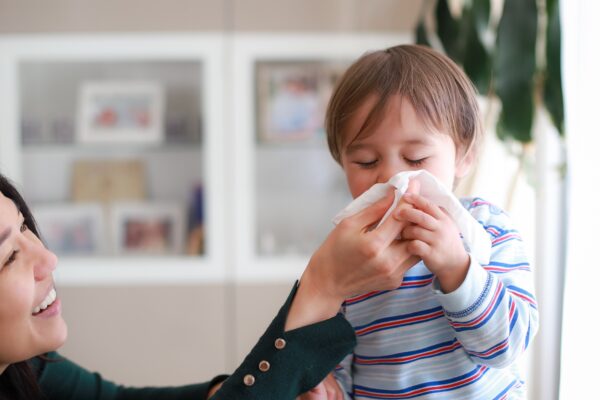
(33, 203, 105, 256)
(111, 202, 184, 256)
(77, 81, 165, 144)
(256, 60, 348, 143)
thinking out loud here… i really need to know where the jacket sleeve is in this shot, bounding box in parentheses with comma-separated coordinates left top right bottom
(35, 352, 214, 400)
(36, 282, 356, 400)
(434, 199, 539, 368)
(211, 282, 356, 400)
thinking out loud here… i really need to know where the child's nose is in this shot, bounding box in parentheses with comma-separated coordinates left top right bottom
(377, 161, 403, 184)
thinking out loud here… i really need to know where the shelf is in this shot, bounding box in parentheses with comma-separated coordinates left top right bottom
(0, 32, 411, 284)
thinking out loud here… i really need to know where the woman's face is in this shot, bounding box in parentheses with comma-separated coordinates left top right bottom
(0, 192, 66, 373)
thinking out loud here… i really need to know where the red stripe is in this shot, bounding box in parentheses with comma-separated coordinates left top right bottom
(451, 282, 502, 328)
(356, 341, 462, 365)
(508, 289, 536, 306)
(492, 233, 521, 245)
(346, 290, 383, 304)
(357, 310, 444, 336)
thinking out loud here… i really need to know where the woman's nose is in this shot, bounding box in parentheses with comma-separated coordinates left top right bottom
(28, 240, 58, 281)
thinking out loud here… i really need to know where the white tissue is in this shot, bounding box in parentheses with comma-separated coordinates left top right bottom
(332, 170, 491, 265)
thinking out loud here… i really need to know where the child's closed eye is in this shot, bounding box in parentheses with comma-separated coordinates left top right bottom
(404, 157, 427, 167)
(354, 159, 378, 168)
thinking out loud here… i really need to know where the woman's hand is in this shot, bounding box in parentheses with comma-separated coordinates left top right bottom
(286, 181, 420, 331)
(297, 374, 344, 400)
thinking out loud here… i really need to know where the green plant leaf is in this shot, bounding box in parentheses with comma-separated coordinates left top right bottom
(497, 89, 535, 142)
(436, 0, 465, 62)
(472, 0, 491, 45)
(415, 19, 431, 47)
(463, 6, 492, 94)
(544, 0, 564, 135)
(494, 0, 537, 143)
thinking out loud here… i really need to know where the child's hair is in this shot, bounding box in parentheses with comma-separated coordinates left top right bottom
(325, 44, 483, 165)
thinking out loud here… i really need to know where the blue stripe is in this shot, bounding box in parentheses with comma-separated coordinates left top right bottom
(402, 274, 434, 281)
(506, 285, 535, 300)
(492, 380, 518, 400)
(454, 287, 507, 332)
(485, 261, 530, 269)
(353, 366, 489, 398)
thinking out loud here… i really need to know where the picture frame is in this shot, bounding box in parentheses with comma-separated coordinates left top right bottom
(255, 60, 348, 143)
(77, 81, 165, 144)
(32, 203, 105, 256)
(111, 202, 184, 256)
(72, 159, 146, 203)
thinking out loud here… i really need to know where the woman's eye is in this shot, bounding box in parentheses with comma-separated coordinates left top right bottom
(355, 160, 378, 168)
(405, 157, 427, 167)
(4, 250, 19, 267)
(20, 222, 28, 233)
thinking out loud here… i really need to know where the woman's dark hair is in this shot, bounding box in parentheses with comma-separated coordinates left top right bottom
(0, 174, 41, 237)
(0, 174, 45, 400)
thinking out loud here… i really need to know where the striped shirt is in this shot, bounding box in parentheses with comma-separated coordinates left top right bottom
(335, 198, 538, 399)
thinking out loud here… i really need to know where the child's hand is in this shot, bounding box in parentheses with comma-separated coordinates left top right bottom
(396, 192, 470, 293)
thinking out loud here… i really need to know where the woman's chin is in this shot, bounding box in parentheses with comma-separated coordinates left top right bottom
(37, 318, 68, 354)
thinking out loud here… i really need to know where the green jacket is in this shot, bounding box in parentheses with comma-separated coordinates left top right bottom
(34, 283, 356, 399)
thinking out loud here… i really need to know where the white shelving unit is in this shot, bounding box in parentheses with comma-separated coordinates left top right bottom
(0, 34, 227, 285)
(0, 33, 411, 285)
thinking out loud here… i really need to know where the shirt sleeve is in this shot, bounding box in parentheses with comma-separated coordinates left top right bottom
(433, 199, 539, 368)
(211, 281, 356, 399)
(333, 352, 355, 399)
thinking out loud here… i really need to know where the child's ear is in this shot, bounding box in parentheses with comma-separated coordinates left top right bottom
(455, 149, 475, 179)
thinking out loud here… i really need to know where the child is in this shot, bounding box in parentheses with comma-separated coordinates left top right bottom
(326, 44, 538, 399)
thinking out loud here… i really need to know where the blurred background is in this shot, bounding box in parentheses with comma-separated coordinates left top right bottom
(0, 0, 597, 399)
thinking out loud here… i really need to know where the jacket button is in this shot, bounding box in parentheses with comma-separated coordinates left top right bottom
(243, 374, 255, 386)
(274, 338, 286, 350)
(259, 360, 270, 372)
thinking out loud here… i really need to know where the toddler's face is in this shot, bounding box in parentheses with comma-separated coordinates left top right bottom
(340, 94, 472, 198)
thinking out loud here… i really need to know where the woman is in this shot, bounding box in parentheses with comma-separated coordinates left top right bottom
(0, 173, 418, 399)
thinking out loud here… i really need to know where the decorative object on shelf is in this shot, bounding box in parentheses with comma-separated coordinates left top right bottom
(77, 81, 165, 144)
(21, 118, 46, 145)
(33, 203, 105, 256)
(186, 184, 205, 255)
(255, 61, 347, 144)
(71, 159, 146, 203)
(165, 114, 203, 144)
(111, 202, 184, 256)
(50, 118, 75, 144)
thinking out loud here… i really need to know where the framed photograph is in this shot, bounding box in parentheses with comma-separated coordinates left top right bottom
(33, 203, 105, 256)
(72, 159, 146, 203)
(77, 81, 164, 144)
(256, 60, 348, 143)
(111, 202, 184, 255)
